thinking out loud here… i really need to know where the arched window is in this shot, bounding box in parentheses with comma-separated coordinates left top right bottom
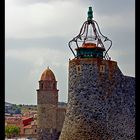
(39, 82, 43, 89)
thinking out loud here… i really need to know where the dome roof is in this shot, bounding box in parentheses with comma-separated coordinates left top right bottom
(40, 67, 56, 81)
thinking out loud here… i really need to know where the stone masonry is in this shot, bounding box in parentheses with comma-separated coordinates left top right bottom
(37, 68, 66, 140)
(59, 58, 135, 140)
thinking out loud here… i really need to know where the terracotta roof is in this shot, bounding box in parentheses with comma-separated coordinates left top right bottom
(22, 117, 32, 120)
(40, 67, 56, 81)
(24, 125, 32, 129)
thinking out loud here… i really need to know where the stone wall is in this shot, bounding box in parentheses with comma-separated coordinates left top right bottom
(57, 108, 66, 132)
(59, 58, 135, 140)
(37, 90, 58, 140)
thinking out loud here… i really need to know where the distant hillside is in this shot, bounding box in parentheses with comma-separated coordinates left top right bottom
(5, 101, 67, 106)
(5, 102, 13, 107)
(5, 101, 67, 114)
(5, 102, 21, 114)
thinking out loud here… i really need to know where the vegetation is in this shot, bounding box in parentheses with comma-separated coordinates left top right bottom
(5, 125, 20, 138)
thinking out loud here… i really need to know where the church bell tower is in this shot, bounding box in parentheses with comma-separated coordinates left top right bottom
(37, 67, 59, 140)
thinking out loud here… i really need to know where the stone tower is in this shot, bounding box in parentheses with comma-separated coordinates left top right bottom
(37, 67, 59, 140)
(59, 7, 135, 140)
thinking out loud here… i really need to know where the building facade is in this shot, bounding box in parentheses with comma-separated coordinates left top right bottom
(37, 67, 66, 140)
(5, 115, 37, 138)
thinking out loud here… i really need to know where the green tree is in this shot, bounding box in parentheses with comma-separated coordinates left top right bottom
(5, 125, 20, 138)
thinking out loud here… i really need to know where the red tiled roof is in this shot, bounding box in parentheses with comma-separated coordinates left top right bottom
(24, 125, 32, 129)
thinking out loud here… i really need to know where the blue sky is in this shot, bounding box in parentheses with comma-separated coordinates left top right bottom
(5, 0, 135, 105)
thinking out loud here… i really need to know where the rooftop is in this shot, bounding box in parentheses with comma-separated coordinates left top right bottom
(40, 67, 56, 81)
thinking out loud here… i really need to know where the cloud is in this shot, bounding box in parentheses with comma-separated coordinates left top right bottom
(5, 46, 69, 66)
(5, 0, 135, 104)
(5, 0, 89, 38)
(5, 46, 69, 104)
(5, 44, 71, 79)
(10, 0, 71, 6)
(5, 0, 134, 40)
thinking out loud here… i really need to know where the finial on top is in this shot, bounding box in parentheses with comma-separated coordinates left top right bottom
(87, 7, 93, 21)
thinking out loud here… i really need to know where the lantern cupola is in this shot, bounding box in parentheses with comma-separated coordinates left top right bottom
(69, 7, 112, 59)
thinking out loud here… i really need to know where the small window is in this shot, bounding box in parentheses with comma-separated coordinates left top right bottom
(76, 65, 82, 74)
(100, 65, 105, 73)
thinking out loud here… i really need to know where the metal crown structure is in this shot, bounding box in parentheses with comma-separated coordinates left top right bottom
(68, 7, 112, 60)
